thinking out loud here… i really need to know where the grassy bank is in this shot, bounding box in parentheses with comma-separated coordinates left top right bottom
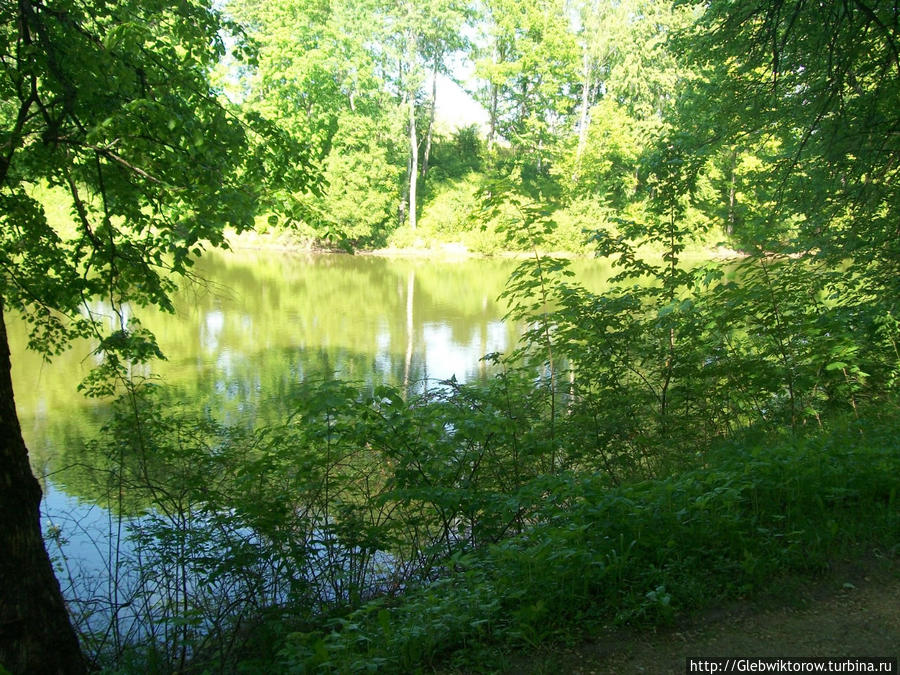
(223, 225, 737, 264)
(265, 413, 899, 673)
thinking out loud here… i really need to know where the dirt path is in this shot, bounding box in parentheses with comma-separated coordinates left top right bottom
(505, 556, 899, 674)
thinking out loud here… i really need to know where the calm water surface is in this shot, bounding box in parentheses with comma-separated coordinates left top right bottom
(9, 248, 612, 612)
(11, 249, 610, 497)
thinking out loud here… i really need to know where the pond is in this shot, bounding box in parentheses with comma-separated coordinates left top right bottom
(13, 251, 513, 478)
(10, 247, 614, 647)
(12, 248, 613, 505)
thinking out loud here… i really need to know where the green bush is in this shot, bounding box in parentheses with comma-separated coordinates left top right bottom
(275, 414, 899, 672)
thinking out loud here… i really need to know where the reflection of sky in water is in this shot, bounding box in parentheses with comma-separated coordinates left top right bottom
(214, 349, 234, 382)
(202, 309, 225, 352)
(421, 320, 508, 382)
(12, 254, 532, 465)
(369, 319, 510, 385)
(374, 319, 393, 374)
(42, 481, 121, 592)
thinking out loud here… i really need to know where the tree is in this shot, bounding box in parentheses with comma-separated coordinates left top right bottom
(375, 0, 470, 231)
(558, 0, 694, 201)
(228, 0, 409, 245)
(474, 0, 578, 169)
(678, 0, 900, 279)
(473, 0, 517, 152)
(227, 0, 376, 161)
(0, 1, 285, 670)
(655, 0, 900, 407)
(570, 0, 626, 177)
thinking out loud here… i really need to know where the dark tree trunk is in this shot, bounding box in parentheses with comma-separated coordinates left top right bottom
(727, 146, 738, 236)
(0, 301, 86, 674)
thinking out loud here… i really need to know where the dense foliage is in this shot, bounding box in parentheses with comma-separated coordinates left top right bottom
(1, 0, 264, 352)
(4, 0, 900, 672)
(51, 380, 899, 672)
(0, 0, 280, 671)
(223, 0, 697, 252)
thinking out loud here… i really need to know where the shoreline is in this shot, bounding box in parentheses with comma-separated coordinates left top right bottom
(223, 228, 745, 262)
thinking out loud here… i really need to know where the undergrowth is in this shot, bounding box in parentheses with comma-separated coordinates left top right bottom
(272, 414, 899, 673)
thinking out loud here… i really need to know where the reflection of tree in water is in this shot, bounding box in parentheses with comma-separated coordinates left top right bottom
(404, 268, 414, 390)
(36, 338, 445, 510)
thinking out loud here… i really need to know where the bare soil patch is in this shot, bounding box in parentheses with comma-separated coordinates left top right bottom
(490, 555, 899, 674)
